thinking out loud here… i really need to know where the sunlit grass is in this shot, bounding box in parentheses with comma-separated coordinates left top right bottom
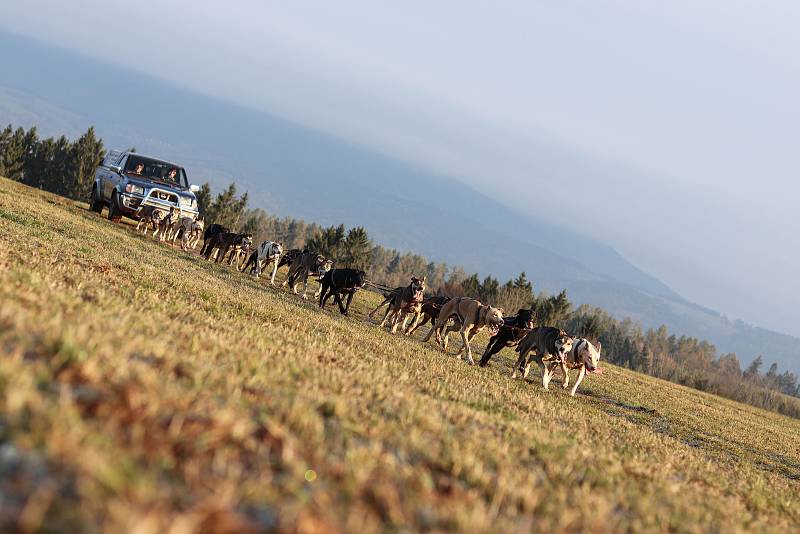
(0, 176, 798, 532)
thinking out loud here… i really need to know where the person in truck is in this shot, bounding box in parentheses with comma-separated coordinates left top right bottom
(165, 167, 178, 184)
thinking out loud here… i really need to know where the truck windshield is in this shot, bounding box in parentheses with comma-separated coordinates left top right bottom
(125, 156, 188, 188)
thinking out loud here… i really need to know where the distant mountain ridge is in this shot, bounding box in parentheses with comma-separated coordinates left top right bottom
(2, 30, 798, 374)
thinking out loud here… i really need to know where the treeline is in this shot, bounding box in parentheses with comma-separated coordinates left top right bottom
(3, 122, 799, 418)
(0, 124, 105, 200)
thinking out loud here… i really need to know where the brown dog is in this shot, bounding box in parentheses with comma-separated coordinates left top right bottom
(431, 297, 504, 365)
(413, 296, 453, 338)
(378, 276, 426, 334)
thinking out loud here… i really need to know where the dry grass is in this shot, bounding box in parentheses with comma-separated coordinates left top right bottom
(0, 176, 798, 533)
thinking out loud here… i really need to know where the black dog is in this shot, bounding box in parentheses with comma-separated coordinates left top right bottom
(318, 268, 367, 315)
(203, 232, 253, 263)
(277, 248, 302, 270)
(478, 308, 535, 367)
(200, 223, 229, 257)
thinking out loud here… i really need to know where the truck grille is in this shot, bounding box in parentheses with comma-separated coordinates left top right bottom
(154, 191, 178, 203)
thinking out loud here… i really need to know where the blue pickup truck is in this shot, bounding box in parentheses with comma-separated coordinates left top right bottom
(90, 150, 200, 222)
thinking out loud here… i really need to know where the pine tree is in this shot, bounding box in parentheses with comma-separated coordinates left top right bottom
(340, 226, 372, 269)
(3, 126, 36, 181)
(307, 224, 346, 260)
(580, 314, 602, 341)
(0, 124, 13, 176)
(744, 356, 763, 381)
(478, 276, 499, 303)
(536, 290, 571, 328)
(25, 137, 56, 189)
(461, 273, 480, 298)
(206, 184, 248, 229)
(513, 271, 533, 293)
(67, 126, 105, 200)
(196, 183, 212, 217)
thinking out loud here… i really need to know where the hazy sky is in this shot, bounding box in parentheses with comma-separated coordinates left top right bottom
(2, 1, 800, 335)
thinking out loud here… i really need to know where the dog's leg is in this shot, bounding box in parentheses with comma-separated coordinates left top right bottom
(300, 272, 309, 298)
(443, 322, 460, 353)
(464, 328, 479, 365)
(512, 350, 524, 379)
(398, 311, 411, 334)
(379, 304, 394, 328)
(422, 321, 437, 343)
(561, 361, 571, 389)
(389, 309, 403, 334)
(445, 324, 462, 354)
(570, 367, 587, 397)
(403, 311, 419, 335)
(408, 314, 430, 336)
(522, 354, 535, 380)
(319, 283, 329, 308)
(269, 260, 279, 286)
(368, 295, 392, 319)
(431, 318, 445, 349)
(292, 276, 300, 294)
(542, 362, 555, 391)
(479, 338, 498, 367)
(333, 292, 345, 314)
(344, 292, 354, 316)
(453, 325, 467, 358)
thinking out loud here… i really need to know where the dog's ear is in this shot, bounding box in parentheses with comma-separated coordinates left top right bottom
(596, 341, 601, 354)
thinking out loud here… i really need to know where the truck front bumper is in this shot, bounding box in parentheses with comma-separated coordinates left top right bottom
(120, 189, 199, 218)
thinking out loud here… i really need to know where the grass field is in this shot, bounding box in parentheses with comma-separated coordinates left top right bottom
(0, 176, 799, 533)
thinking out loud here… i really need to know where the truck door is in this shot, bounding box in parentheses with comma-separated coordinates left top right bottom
(104, 154, 126, 198)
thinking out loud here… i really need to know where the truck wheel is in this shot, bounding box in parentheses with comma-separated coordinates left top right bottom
(89, 185, 103, 213)
(108, 192, 123, 222)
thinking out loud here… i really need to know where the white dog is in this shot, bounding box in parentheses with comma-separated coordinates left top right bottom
(241, 240, 284, 284)
(560, 338, 603, 396)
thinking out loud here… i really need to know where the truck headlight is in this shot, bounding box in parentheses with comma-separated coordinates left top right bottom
(179, 196, 194, 208)
(124, 183, 145, 195)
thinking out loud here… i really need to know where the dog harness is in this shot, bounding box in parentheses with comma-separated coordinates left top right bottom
(565, 339, 586, 370)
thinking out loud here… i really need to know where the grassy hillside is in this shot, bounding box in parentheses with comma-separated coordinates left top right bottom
(0, 177, 798, 532)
